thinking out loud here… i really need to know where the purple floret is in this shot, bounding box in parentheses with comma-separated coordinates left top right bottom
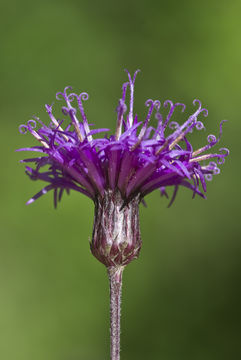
(17, 70, 229, 207)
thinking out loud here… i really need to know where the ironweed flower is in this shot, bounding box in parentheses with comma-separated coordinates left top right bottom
(18, 70, 229, 360)
(18, 70, 229, 267)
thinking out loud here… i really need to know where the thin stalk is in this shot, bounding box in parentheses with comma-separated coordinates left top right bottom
(107, 266, 124, 360)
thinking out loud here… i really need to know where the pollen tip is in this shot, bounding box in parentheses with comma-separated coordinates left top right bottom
(26, 198, 34, 205)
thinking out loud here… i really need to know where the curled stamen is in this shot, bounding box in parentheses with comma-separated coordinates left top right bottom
(27, 120, 37, 129)
(192, 99, 208, 118)
(192, 120, 227, 157)
(19, 124, 28, 134)
(169, 121, 180, 130)
(58, 88, 81, 137)
(67, 91, 91, 140)
(19, 121, 50, 148)
(219, 147, 230, 157)
(162, 100, 173, 131)
(208, 161, 220, 175)
(162, 101, 186, 135)
(195, 121, 205, 130)
(56, 86, 73, 101)
(145, 99, 155, 116)
(216, 148, 229, 164)
(142, 99, 155, 127)
(205, 174, 213, 181)
(193, 99, 201, 109)
(207, 134, 217, 143)
(79, 92, 89, 102)
(56, 92, 65, 101)
(164, 99, 173, 110)
(57, 87, 84, 142)
(144, 100, 161, 121)
(62, 106, 76, 116)
(61, 107, 69, 116)
(67, 93, 75, 102)
(154, 100, 161, 112)
(167, 100, 209, 151)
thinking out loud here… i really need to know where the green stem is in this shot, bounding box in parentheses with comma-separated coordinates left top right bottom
(108, 266, 124, 360)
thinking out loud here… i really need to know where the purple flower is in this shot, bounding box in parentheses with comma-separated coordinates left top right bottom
(17, 70, 229, 266)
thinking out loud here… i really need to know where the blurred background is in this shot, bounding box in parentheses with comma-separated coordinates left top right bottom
(1, 0, 240, 359)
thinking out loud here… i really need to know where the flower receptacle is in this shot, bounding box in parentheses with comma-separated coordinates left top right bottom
(90, 190, 142, 267)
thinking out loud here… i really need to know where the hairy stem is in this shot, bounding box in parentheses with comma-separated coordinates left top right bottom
(108, 266, 124, 360)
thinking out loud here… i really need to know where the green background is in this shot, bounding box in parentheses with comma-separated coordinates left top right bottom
(1, 0, 240, 359)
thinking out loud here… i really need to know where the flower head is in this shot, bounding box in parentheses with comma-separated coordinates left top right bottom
(17, 70, 229, 266)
